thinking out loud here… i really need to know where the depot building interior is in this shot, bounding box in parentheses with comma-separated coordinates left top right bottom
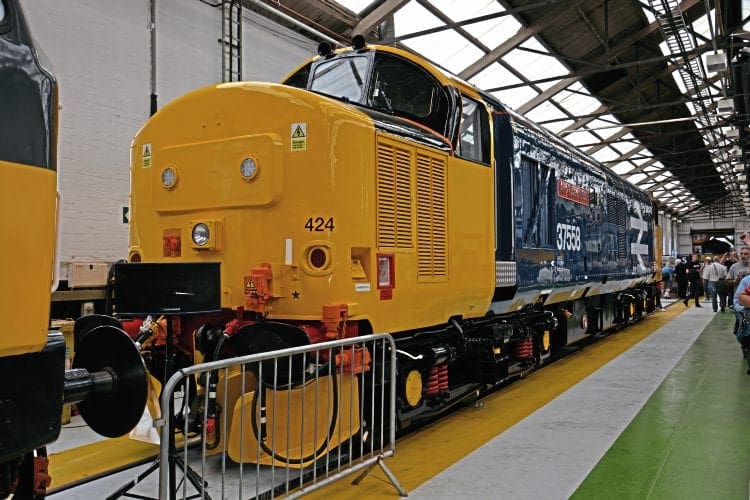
(9, 0, 750, 499)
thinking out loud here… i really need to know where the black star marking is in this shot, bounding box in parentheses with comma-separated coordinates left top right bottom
(292, 290, 300, 299)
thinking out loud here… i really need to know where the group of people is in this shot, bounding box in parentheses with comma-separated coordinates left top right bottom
(661, 251, 749, 313)
(663, 248, 750, 374)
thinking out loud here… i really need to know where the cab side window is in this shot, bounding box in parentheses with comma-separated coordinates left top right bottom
(456, 96, 490, 165)
(367, 53, 449, 136)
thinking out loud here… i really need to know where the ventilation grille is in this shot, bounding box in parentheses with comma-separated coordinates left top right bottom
(617, 230, 627, 259)
(416, 152, 447, 279)
(606, 194, 626, 226)
(377, 141, 413, 249)
(495, 261, 516, 286)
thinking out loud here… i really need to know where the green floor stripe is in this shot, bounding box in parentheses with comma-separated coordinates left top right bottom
(572, 311, 750, 500)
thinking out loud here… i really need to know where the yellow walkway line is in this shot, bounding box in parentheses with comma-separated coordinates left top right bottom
(48, 436, 159, 493)
(309, 305, 686, 499)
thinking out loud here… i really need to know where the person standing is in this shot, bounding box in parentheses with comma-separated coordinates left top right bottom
(727, 247, 750, 292)
(661, 261, 673, 298)
(724, 252, 739, 307)
(728, 247, 750, 333)
(723, 252, 736, 269)
(674, 258, 688, 299)
(684, 254, 702, 307)
(702, 256, 712, 302)
(733, 276, 750, 374)
(705, 256, 728, 312)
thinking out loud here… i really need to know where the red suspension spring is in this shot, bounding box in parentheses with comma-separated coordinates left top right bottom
(425, 365, 449, 396)
(515, 337, 534, 359)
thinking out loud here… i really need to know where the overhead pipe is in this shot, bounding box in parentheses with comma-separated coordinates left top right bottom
(246, 0, 339, 45)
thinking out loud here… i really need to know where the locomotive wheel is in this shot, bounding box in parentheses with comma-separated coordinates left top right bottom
(72, 325, 148, 437)
(228, 323, 310, 388)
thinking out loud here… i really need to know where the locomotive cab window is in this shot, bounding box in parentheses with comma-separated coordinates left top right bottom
(366, 53, 450, 135)
(456, 95, 490, 164)
(368, 55, 435, 117)
(309, 56, 369, 102)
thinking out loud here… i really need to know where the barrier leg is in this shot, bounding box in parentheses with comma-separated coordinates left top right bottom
(351, 456, 408, 497)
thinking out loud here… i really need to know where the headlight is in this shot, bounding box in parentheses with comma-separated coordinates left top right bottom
(161, 166, 177, 189)
(192, 223, 210, 246)
(240, 157, 258, 181)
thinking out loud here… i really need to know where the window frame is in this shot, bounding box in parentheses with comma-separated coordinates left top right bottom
(456, 94, 491, 165)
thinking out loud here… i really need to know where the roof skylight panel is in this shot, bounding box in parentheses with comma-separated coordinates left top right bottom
(502, 38, 568, 91)
(691, 12, 713, 39)
(402, 29, 485, 74)
(632, 154, 654, 166)
(554, 83, 601, 117)
(525, 99, 569, 125)
(611, 142, 645, 157)
(611, 163, 635, 175)
(393, 2, 444, 36)
(641, 5, 656, 24)
(628, 173, 648, 184)
(587, 115, 622, 132)
(427, 0, 502, 22)
(543, 119, 576, 135)
(428, 0, 520, 49)
(490, 87, 539, 109)
(592, 147, 622, 164)
(562, 130, 601, 148)
(620, 132, 638, 143)
(465, 15, 523, 49)
(470, 62, 522, 94)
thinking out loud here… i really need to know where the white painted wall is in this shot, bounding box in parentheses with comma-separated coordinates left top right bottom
(676, 217, 750, 257)
(22, 0, 316, 276)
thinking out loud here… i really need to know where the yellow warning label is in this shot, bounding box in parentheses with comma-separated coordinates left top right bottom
(142, 143, 152, 168)
(291, 123, 307, 151)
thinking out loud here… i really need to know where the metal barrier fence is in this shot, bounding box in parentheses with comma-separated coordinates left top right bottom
(155, 333, 405, 499)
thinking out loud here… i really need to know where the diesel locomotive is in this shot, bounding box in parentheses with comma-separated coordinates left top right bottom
(120, 38, 659, 463)
(0, 1, 147, 496)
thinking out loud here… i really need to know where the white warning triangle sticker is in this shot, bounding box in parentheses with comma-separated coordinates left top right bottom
(290, 123, 307, 151)
(292, 125, 306, 138)
(142, 143, 152, 168)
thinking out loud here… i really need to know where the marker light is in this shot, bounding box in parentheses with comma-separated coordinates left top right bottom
(192, 223, 210, 246)
(161, 166, 177, 189)
(240, 157, 258, 181)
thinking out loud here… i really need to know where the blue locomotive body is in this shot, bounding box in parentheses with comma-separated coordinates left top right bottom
(487, 97, 656, 343)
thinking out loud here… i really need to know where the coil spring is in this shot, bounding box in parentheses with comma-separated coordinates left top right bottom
(425, 365, 449, 396)
(514, 337, 534, 359)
